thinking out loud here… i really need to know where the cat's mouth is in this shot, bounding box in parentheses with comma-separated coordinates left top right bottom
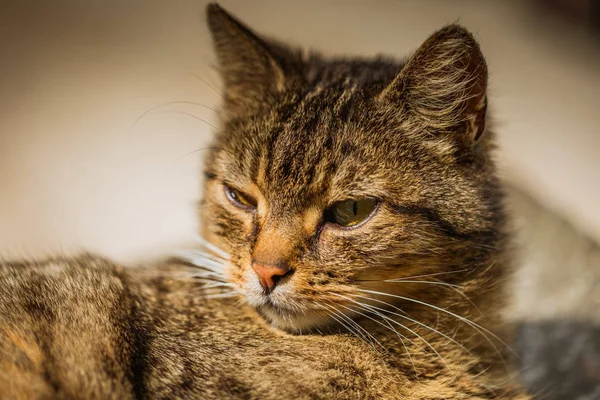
(252, 292, 306, 318)
(256, 300, 329, 333)
(247, 290, 328, 332)
(240, 268, 329, 332)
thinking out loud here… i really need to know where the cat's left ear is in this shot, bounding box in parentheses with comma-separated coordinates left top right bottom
(206, 4, 294, 117)
(379, 25, 488, 146)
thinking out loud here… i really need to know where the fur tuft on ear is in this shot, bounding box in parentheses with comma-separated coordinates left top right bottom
(206, 4, 289, 116)
(380, 25, 488, 145)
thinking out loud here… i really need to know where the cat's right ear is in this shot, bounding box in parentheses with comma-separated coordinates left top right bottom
(206, 4, 289, 117)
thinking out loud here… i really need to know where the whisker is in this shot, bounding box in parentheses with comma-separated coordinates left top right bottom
(383, 279, 461, 289)
(183, 74, 250, 144)
(332, 296, 421, 372)
(174, 251, 227, 272)
(202, 292, 239, 300)
(378, 279, 482, 314)
(194, 289, 232, 297)
(342, 302, 421, 376)
(172, 264, 224, 277)
(336, 312, 388, 354)
(172, 274, 227, 285)
(179, 248, 229, 264)
(357, 268, 470, 283)
(358, 289, 515, 360)
(321, 303, 384, 354)
(196, 289, 236, 296)
(318, 305, 362, 340)
(353, 294, 473, 358)
(324, 309, 360, 338)
(188, 277, 232, 287)
(129, 100, 227, 135)
(186, 270, 227, 279)
(277, 297, 307, 314)
(336, 301, 449, 370)
(195, 281, 235, 289)
(331, 294, 419, 346)
(195, 236, 231, 260)
(189, 73, 225, 100)
(335, 313, 386, 354)
(169, 146, 234, 168)
(351, 301, 452, 372)
(149, 110, 222, 132)
(401, 269, 471, 279)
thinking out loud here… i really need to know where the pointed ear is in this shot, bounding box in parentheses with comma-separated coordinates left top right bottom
(206, 4, 289, 116)
(379, 25, 488, 146)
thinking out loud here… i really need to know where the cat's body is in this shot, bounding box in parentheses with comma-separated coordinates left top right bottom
(0, 3, 530, 399)
(0, 255, 526, 399)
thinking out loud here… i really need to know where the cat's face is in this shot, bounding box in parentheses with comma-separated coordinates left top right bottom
(202, 5, 500, 332)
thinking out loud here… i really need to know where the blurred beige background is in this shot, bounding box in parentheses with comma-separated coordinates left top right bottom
(1, 0, 599, 273)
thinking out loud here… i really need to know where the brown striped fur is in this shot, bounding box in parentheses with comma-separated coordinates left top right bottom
(201, 2, 527, 396)
(0, 3, 529, 399)
(1, 254, 527, 399)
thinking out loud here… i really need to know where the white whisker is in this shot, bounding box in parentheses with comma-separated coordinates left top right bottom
(196, 282, 235, 289)
(343, 302, 420, 376)
(353, 294, 473, 357)
(189, 271, 228, 280)
(184, 248, 229, 265)
(173, 270, 226, 280)
(321, 303, 385, 353)
(336, 301, 449, 369)
(389, 269, 470, 281)
(320, 305, 367, 343)
(195, 236, 231, 260)
(337, 308, 390, 354)
(378, 279, 482, 314)
(331, 296, 420, 374)
(174, 250, 227, 271)
(331, 294, 418, 346)
(383, 279, 461, 289)
(358, 289, 515, 360)
(202, 292, 239, 299)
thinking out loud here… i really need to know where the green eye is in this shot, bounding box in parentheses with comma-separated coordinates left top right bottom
(327, 198, 378, 228)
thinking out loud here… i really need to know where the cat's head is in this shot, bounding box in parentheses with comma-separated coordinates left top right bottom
(201, 4, 503, 332)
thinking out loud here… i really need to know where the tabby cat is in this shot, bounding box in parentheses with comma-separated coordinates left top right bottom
(0, 4, 529, 399)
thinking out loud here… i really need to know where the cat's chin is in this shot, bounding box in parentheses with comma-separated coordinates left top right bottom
(241, 273, 330, 333)
(256, 303, 328, 334)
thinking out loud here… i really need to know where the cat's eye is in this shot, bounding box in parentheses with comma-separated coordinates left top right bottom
(325, 198, 378, 228)
(224, 184, 257, 211)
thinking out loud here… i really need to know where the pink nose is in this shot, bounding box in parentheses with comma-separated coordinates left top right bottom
(251, 263, 291, 293)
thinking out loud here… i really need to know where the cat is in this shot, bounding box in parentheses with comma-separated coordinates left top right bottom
(0, 3, 530, 399)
